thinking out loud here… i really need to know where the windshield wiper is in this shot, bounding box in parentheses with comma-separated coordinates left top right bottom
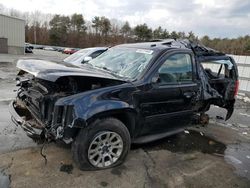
(103, 67, 133, 80)
(102, 66, 112, 71)
(97, 66, 127, 79)
(86, 64, 131, 81)
(102, 67, 120, 76)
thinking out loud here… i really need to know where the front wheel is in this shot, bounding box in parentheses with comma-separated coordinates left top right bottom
(72, 118, 131, 170)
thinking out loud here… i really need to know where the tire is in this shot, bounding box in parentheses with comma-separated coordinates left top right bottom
(72, 117, 131, 170)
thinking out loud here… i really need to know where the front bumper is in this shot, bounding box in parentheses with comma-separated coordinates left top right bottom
(9, 100, 43, 140)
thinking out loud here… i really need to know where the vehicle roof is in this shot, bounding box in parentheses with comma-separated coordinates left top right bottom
(116, 39, 225, 57)
(116, 39, 186, 51)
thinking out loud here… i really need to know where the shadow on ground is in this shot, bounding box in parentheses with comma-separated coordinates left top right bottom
(133, 130, 226, 155)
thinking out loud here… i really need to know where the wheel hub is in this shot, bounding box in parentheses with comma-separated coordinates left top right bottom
(102, 145, 109, 153)
(88, 131, 123, 168)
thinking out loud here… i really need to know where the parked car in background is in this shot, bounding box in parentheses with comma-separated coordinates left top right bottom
(25, 43, 34, 49)
(54, 47, 65, 52)
(63, 48, 79, 54)
(25, 43, 33, 53)
(34, 45, 45, 49)
(43, 46, 55, 51)
(63, 47, 108, 66)
(25, 47, 33, 53)
(10, 39, 238, 170)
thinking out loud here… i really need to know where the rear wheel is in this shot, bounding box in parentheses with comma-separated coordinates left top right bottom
(72, 118, 131, 170)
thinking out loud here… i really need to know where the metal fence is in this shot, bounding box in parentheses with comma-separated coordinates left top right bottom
(230, 55, 250, 92)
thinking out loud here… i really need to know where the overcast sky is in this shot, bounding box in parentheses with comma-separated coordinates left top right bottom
(0, 0, 249, 38)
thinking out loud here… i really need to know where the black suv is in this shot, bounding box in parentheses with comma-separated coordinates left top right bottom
(10, 39, 238, 170)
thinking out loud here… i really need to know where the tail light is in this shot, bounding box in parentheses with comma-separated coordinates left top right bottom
(234, 80, 239, 96)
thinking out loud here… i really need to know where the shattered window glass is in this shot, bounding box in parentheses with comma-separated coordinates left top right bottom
(89, 47, 154, 79)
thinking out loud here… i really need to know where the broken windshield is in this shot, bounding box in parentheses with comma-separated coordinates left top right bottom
(88, 47, 154, 79)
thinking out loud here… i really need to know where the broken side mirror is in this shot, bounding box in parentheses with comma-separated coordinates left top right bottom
(152, 73, 161, 84)
(82, 56, 92, 64)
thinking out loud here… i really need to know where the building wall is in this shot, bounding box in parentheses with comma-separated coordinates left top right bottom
(0, 14, 25, 55)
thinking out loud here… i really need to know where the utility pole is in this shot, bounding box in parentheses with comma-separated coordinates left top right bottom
(34, 27, 37, 44)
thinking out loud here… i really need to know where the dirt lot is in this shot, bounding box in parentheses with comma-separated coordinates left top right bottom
(0, 50, 250, 188)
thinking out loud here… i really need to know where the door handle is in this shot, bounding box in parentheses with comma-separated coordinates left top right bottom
(183, 91, 195, 99)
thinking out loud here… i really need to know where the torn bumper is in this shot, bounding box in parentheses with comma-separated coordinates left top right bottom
(9, 100, 43, 140)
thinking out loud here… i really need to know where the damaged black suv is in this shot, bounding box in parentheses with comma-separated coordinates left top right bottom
(10, 39, 239, 170)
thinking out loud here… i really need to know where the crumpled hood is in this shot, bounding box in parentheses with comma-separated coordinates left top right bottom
(16, 59, 123, 82)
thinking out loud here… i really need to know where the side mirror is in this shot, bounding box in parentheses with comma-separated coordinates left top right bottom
(152, 73, 161, 84)
(82, 56, 92, 63)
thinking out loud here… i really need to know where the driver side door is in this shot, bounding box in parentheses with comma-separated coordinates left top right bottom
(138, 51, 198, 135)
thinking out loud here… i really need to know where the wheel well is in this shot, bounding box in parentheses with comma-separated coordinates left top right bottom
(111, 112, 135, 137)
(87, 110, 136, 138)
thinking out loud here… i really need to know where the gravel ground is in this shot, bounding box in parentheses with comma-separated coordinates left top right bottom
(0, 50, 250, 188)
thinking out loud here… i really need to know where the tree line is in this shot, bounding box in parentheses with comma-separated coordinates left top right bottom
(25, 14, 200, 48)
(0, 5, 250, 55)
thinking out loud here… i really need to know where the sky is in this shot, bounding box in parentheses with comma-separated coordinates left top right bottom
(0, 0, 249, 38)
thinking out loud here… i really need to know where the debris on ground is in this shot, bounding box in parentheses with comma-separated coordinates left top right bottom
(237, 95, 250, 103)
(60, 164, 73, 174)
(225, 155, 243, 165)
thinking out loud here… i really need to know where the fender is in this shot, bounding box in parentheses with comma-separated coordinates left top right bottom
(55, 83, 138, 128)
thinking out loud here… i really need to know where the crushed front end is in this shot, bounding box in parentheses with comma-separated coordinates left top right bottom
(9, 75, 77, 143)
(9, 59, 123, 143)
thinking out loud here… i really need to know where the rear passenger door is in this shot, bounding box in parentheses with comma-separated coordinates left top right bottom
(139, 51, 198, 134)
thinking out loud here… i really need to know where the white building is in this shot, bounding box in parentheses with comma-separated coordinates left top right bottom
(0, 14, 25, 54)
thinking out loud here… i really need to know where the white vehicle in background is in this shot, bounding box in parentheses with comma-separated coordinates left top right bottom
(63, 47, 108, 66)
(43, 46, 55, 51)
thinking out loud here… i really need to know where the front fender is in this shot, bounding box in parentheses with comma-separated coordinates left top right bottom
(55, 84, 136, 127)
(74, 98, 133, 122)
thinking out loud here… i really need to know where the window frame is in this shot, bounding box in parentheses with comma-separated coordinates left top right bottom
(151, 50, 196, 86)
(201, 60, 234, 79)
